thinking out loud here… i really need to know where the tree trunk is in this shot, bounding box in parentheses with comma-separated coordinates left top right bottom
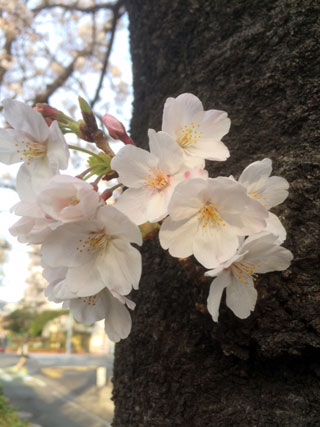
(112, 1, 320, 425)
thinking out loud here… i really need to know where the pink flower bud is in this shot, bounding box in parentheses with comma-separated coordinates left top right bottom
(102, 114, 134, 145)
(34, 104, 61, 120)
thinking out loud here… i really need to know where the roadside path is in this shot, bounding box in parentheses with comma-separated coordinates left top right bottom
(0, 354, 113, 427)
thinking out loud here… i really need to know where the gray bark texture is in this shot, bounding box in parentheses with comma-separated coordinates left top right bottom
(112, 1, 320, 426)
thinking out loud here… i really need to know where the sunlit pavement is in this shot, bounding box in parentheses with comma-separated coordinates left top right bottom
(0, 353, 114, 427)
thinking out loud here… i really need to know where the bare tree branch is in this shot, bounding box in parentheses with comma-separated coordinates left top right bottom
(32, 1, 119, 14)
(32, 50, 88, 105)
(90, 5, 123, 108)
(0, 31, 15, 85)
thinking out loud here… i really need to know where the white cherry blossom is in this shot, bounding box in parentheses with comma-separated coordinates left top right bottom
(41, 205, 142, 296)
(10, 174, 101, 244)
(0, 99, 69, 188)
(44, 267, 134, 343)
(37, 175, 101, 223)
(111, 129, 196, 224)
(237, 158, 289, 243)
(160, 177, 268, 269)
(162, 93, 230, 167)
(205, 233, 293, 321)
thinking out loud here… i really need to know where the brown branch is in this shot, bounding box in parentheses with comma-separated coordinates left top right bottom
(32, 51, 88, 105)
(90, 6, 123, 108)
(32, 1, 119, 14)
(0, 31, 16, 84)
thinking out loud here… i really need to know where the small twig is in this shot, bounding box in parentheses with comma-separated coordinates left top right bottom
(90, 5, 123, 108)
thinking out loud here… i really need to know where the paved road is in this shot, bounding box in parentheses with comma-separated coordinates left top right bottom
(0, 353, 114, 427)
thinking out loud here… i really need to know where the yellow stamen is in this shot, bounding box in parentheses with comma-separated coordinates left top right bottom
(80, 294, 97, 306)
(76, 231, 111, 255)
(144, 168, 169, 191)
(176, 122, 203, 148)
(18, 140, 46, 164)
(232, 261, 260, 285)
(250, 191, 267, 207)
(197, 203, 226, 228)
(68, 196, 80, 206)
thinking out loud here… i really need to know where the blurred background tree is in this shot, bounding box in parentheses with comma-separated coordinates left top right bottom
(0, 238, 10, 286)
(0, 0, 127, 115)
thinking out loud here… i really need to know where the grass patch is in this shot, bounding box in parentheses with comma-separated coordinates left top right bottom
(0, 385, 29, 427)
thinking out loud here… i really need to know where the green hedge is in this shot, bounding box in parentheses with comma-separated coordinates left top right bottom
(0, 386, 29, 427)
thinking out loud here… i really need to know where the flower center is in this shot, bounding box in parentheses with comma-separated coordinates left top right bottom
(16, 140, 46, 165)
(176, 122, 203, 148)
(76, 231, 111, 255)
(232, 262, 260, 285)
(144, 168, 169, 192)
(68, 196, 80, 206)
(80, 294, 97, 306)
(197, 203, 225, 228)
(249, 191, 267, 207)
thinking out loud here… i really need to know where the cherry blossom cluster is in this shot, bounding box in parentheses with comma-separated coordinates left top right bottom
(0, 93, 293, 342)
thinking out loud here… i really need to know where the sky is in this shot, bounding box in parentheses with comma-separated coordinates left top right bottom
(0, 13, 132, 303)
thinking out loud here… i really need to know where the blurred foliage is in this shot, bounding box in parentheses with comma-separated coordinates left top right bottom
(4, 309, 68, 337)
(3, 309, 33, 335)
(29, 309, 68, 337)
(0, 386, 29, 427)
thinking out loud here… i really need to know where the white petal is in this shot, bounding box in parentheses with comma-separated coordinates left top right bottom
(70, 293, 106, 325)
(114, 188, 149, 225)
(45, 281, 76, 302)
(3, 99, 49, 142)
(148, 129, 183, 174)
(207, 177, 268, 234)
(46, 121, 69, 170)
(262, 176, 289, 209)
(238, 158, 272, 190)
(159, 215, 198, 258)
(41, 221, 98, 267)
(185, 137, 230, 162)
(111, 145, 158, 188)
(181, 153, 205, 168)
(226, 276, 257, 319)
(96, 205, 142, 245)
(162, 97, 183, 135)
(42, 266, 67, 285)
(12, 200, 42, 218)
(162, 93, 203, 135)
(28, 156, 56, 189)
(145, 186, 173, 223)
(66, 259, 106, 297)
(207, 271, 231, 322)
(195, 109, 231, 140)
(104, 291, 132, 342)
(96, 238, 142, 295)
(175, 93, 203, 125)
(16, 164, 36, 202)
(265, 212, 286, 244)
(168, 178, 208, 221)
(242, 234, 293, 273)
(0, 129, 25, 164)
(193, 223, 239, 269)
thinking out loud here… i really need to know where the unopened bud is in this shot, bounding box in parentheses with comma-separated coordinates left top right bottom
(102, 114, 134, 145)
(34, 104, 62, 120)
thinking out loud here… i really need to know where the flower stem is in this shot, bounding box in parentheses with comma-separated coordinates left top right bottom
(108, 183, 123, 193)
(67, 144, 103, 161)
(77, 166, 95, 179)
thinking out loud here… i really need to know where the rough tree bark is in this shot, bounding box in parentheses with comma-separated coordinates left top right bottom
(113, 1, 320, 426)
